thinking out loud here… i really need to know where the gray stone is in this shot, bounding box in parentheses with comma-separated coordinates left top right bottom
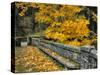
(21, 42, 28, 47)
(32, 38, 97, 69)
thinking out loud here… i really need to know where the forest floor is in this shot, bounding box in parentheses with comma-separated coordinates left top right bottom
(15, 45, 64, 73)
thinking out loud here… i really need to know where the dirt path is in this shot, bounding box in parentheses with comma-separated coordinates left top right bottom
(15, 46, 64, 73)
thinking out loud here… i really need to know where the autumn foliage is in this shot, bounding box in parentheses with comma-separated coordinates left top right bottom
(15, 2, 97, 46)
(15, 46, 63, 72)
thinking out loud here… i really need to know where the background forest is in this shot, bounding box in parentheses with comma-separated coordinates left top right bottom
(13, 2, 97, 47)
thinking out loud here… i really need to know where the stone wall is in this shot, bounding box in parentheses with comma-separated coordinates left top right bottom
(32, 38, 97, 69)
